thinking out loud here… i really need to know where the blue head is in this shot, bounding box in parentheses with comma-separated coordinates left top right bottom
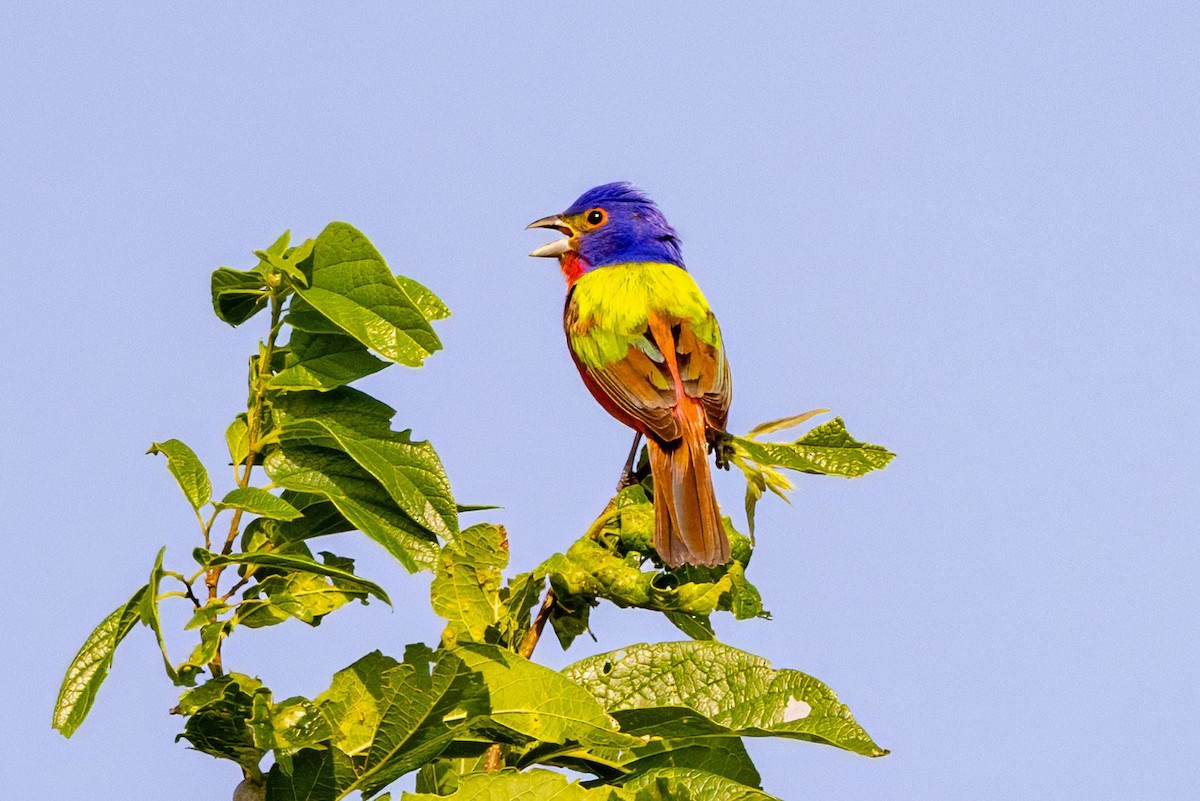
(528, 182, 684, 273)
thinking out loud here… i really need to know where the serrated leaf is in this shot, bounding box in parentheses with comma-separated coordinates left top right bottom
(268, 647, 486, 800)
(212, 266, 269, 326)
(272, 388, 458, 541)
(294, 222, 442, 367)
(204, 551, 390, 606)
(236, 570, 365, 629)
(622, 768, 780, 801)
(732, 417, 895, 478)
(264, 446, 439, 573)
(270, 329, 389, 392)
(453, 643, 638, 750)
(539, 489, 767, 640)
(402, 769, 626, 800)
(499, 571, 545, 651)
(431, 524, 507, 645)
(52, 585, 148, 737)
(250, 693, 332, 751)
(564, 641, 887, 757)
(218, 487, 303, 520)
(147, 439, 212, 510)
(176, 674, 267, 771)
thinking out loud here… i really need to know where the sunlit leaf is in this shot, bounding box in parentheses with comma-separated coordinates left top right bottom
(272, 388, 458, 541)
(264, 446, 439, 573)
(431, 524, 508, 645)
(202, 550, 390, 606)
(270, 329, 389, 392)
(564, 641, 887, 757)
(217, 487, 303, 520)
(732, 417, 895, 478)
(744, 409, 829, 440)
(402, 769, 624, 800)
(147, 439, 212, 511)
(52, 585, 148, 737)
(294, 222, 442, 366)
(452, 643, 638, 750)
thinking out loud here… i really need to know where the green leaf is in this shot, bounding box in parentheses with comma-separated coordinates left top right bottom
(176, 673, 267, 771)
(498, 571, 545, 651)
(732, 417, 895, 478)
(255, 231, 314, 287)
(293, 222, 442, 367)
(147, 439, 212, 511)
(287, 293, 348, 334)
(264, 446, 440, 572)
(52, 585, 148, 737)
(431, 524, 508, 645)
(662, 611, 714, 641)
(217, 487, 303, 520)
(402, 769, 626, 800)
(236, 569, 366, 629)
(226, 415, 250, 466)
(267, 647, 486, 800)
(539, 488, 767, 643)
(142, 547, 199, 686)
(250, 693, 332, 751)
(622, 768, 781, 801)
(270, 329, 389, 392)
(744, 408, 829, 440)
(453, 643, 638, 750)
(204, 551, 390, 606)
(180, 621, 230, 674)
(272, 389, 458, 541)
(615, 736, 761, 788)
(395, 275, 450, 321)
(564, 641, 887, 758)
(211, 266, 269, 326)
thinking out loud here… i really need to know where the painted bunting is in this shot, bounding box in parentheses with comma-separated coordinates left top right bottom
(528, 183, 731, 567)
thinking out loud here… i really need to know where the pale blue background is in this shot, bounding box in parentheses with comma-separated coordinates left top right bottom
(2, 3, 1197, 798)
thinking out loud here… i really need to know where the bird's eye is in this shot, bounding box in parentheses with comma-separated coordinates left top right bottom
(586, 208, 607, 227)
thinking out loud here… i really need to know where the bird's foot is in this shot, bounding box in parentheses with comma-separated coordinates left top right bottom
(709, 430, 735, 471)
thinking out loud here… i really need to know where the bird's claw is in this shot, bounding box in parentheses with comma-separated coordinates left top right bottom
(709, 430, 735, 471)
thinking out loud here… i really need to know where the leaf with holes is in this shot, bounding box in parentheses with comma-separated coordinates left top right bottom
(563, 641, 886, 757)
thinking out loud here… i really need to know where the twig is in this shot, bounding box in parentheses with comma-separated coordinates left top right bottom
(518, 586, 556, 660)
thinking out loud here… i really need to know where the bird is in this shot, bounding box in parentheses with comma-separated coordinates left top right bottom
(528, 183, 732, 567)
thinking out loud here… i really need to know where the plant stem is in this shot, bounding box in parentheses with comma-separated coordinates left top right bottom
(482, 744, 504, 773)
(518, 587, 556, 660)
(203, 289, 285, 676)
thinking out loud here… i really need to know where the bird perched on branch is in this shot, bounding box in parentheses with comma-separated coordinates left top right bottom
(528, 183, 732, 567)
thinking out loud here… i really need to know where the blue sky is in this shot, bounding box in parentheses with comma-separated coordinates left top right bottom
(2, 3, 1197, 798)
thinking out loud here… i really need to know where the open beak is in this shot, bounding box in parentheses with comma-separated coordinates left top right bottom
(526, 214, 575, 258)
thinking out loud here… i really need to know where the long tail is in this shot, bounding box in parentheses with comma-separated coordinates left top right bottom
(648, 403, 730, 567)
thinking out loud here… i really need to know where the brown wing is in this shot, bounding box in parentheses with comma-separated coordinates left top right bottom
(565, 297, 731, 445)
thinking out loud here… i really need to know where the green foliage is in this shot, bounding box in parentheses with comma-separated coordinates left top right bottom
(148, 439, 212, 511)
(729, 412, 896, 534)
(538, 486, 766, 647)
(564, 641, 887, 757)
(53, 221, 896, 801)
(52, 585, 147, 737)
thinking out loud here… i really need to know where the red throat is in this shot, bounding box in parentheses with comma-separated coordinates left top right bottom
(560, 252, 588, 285)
